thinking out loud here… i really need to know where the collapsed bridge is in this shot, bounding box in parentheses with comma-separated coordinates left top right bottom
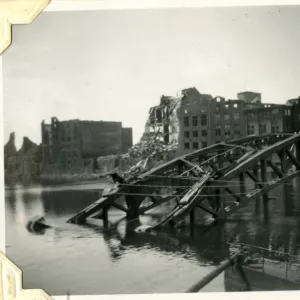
(67, 133, 300, 230)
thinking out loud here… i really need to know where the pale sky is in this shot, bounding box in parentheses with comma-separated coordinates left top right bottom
(2, 6, 300, 149)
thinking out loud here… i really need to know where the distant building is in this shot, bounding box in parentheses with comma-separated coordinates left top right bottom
(284, 97, 300, 134)
(41, 117, 133, 173)
(286, 96, 300, 106)
(245, 104, 293, 135)
(244, 97, 300, 135)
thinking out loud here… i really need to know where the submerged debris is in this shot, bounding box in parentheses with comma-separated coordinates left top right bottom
(134, 224, 152, 233)
(26, 215, 51, 234)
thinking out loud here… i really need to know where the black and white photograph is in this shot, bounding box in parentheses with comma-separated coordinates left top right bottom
(2, 2, 300, 298)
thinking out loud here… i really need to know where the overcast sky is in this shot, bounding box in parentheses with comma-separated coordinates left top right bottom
(3, 6, 300, 149)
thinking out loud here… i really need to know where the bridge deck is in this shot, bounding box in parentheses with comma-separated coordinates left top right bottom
(67, 186, 122, 224)
(151, 173, 211, 229)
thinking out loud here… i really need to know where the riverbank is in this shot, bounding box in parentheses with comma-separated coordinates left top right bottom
(5, 172, 114, 189)
(38, 173, 107, 186)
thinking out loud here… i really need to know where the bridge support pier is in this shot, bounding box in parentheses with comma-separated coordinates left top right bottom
(126, 196, 144, 218)
(218, 151, 224, 169)
(239, 172, 245, 204)
(102, 206, 109, 227)
(278, 149, 293, 216)
(260, 159, 269, 219)
(102, 206, 109, 221)
(190, 209, 195, 228)
(253, 168, 261, 216)
(283, 182, 293, 216)
(215, 188, 224, 213)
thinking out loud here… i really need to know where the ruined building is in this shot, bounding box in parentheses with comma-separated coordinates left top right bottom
(245, 104, 292, 135)
(245, 99, 300, 135)
(41, 117, 133, 173)
(4, 133, 42, 183)
(144, 93, 183, 145)
(4, 132, 17, 171)
(94, 89, 300, 176)
(144, 87, 263, 155)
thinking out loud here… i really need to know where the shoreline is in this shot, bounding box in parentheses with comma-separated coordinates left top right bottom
(5, 174, 114, 191)
(5, 179, 113, 192)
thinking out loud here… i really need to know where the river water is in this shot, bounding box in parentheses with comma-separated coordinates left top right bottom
(5, 177, 300, 295)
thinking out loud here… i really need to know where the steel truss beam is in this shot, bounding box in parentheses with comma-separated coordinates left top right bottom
(67, 133, 300, 227)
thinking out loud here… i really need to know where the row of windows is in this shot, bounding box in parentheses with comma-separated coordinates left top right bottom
(246, 108, 282, 118)
(184, 113, 241, 127)
(215, 113, 240, 121)
(184, 130, 207, 138)
(184, 141, 208, 150)
(247, 124, 281, 135)
(184, 115, 207, 126)
(184, 127, 240, 138)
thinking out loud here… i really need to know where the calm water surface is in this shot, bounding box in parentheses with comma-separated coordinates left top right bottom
(5, 178, 300, 295)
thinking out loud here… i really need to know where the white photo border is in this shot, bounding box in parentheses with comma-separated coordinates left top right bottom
(1, 0, 300, 300)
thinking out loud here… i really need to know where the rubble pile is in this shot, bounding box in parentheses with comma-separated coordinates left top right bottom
(120, 135, 178, 178)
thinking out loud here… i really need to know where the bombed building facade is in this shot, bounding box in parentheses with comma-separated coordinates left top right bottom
(41, 117, 133, 173)
(245, 98, 300, 136)
(245, 104, 292, 135)
(143, 87, 266, 155)
(5, 89, 300, 182)
(4, 133, 42, 183)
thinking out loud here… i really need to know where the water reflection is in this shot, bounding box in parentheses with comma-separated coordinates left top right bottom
(5, 189, 17, 214)
(4, 179, 300, 294)
(41, 190, 102, 216)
